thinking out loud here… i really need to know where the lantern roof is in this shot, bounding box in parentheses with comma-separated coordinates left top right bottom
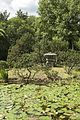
(44, 52, 57, 56)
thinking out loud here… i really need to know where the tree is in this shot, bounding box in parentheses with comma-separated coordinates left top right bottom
(16, 9, 27, 20)
(6, 17, 25, 46)
(38, 0, 80, 49)
(0, 10, 10, 21)
(6, 14, 35, 46)
(7, 31, 35, 67)
(0, 29, 9, 60)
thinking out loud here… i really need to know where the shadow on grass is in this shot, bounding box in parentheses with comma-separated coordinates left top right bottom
(7, 78, 50, 85)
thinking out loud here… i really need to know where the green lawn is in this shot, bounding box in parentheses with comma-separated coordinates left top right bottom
(0, 80, 80, 120)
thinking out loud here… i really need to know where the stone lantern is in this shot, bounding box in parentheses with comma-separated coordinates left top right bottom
(44, 52, 57, 66)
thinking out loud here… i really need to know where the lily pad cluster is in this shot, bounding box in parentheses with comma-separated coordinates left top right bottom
(0, 81, 80, 120)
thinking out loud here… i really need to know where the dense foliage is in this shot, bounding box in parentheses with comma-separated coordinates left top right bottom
(0, 0, 80, 67)
(39, 0, 80, 50)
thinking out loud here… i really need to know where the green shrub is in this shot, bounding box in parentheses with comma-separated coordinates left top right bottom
(7, 52, 36, 68)
(44, 68, 62, 81)
(64, 51, 80, 74)
(0, 69, 8, 81)
(57, 51, 80, 73)
(0, 61, 8, 82)
(57, 51, 66, 66)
